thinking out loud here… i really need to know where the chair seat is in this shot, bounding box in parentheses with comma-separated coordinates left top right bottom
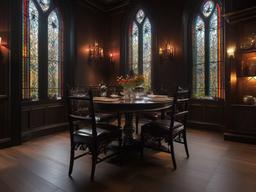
(141, 120, 184, 136)
(141, 112, 161, 120)
(73, 123, 121, 143)
(95, 113, 118, 122)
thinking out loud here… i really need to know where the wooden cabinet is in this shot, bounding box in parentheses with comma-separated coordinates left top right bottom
(225, 104, 256, 143)
(224, 7, 256, 143)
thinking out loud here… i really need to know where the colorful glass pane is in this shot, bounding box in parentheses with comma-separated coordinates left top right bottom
(209, 7, 218, 97)
(202, 0, 214, 17)
(131, 22, 139, 74)
(22, 0, 30, 99)
(193, 16, 205, 97)
(136, 9, 145, 24)
(142, 18, 152, 89)
(36, 0, 50, 11)
(48, 10, 61, 99)
(27, 0, 39, 100)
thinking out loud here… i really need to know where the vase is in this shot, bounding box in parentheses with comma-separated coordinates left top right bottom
(123, 87, 133, 100)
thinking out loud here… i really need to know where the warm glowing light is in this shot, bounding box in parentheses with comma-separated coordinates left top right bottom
(0, 37, 2, 46)
(248, 76, 256, 80)
(227, 47, 236, 58)
(159, 43, 174, 58)
(159, 48, 163, 55)
(167, 44, 171, 51)
(230, 72, 237, 84)
(87, 42, 104, 61)
(100, 48, 104, 56)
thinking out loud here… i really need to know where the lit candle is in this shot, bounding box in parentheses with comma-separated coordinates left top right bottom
(227, 47, 236, 58)
(159, 48, 163, 55)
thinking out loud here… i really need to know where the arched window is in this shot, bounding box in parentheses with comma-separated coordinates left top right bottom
(192, 0, 223, 99)
(22, 0, 63, 101)
(129, 9, 152, 89)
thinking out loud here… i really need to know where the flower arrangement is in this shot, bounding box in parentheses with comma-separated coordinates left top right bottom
(117, 74, 144, 89)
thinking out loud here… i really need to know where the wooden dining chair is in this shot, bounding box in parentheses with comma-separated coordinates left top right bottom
(67, 89, 122, 181)
(140, 87, 190, 169)
(70, 86, 121, 128)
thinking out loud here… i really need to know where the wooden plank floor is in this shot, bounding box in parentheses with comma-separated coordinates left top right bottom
(1, 129, 256, 192)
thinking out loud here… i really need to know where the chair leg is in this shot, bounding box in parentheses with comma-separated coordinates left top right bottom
(69, 144, 75, 176)
(118, 136, 123, 148)
(183, 131, 189, 158)
(135, 114, 139, 134)
(117, 113, 121, 128)
(170, 140, 177, 170)
(140, 132, 144, 159)
(90, 150, 97, 182)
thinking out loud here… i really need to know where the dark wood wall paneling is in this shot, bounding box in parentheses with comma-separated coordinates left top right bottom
(21, 0, 76, 141)
(2, 0, 256, 148)
(104, 0, 225, 131)
(0, 0, 11, 147)
(74, 0, 110, 87)
(106, 0, 187, 91)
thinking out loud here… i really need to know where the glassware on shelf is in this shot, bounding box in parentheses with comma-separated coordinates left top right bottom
(243, 95, 256, 105)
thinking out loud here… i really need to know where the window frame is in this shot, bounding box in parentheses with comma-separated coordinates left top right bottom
(22, 0, 64, 103)
(126, 8, 154, 90)
(191, 0, 224, 100)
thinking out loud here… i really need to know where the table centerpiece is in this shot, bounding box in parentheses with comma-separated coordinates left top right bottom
(117, 74, 144, 100)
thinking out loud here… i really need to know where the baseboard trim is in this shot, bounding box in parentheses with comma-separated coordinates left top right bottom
(224, 132, 256, 144)
(22, 122, 68, 141)
(188, 121, 224, 132)
(0, 138, 13, 149)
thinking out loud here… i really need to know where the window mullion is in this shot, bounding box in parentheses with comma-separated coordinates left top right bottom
(205, 21, 210, 96)
(138, 24, 143, 75)
(38, 14, 48, 100)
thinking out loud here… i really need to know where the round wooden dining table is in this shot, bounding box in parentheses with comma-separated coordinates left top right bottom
(94, 97, 173, 143)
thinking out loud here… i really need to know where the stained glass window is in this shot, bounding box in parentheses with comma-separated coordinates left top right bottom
(23, 0, 39, 100)
(48, 10, 62, 99)
(192, 1, 222, 99)
(202, 0, 214, 17)
(193, 16, 205, 98)
(136, 9, 145, 24)
(129, 9, 152, 89)
(209, 7, 218, 97)
(143, 18, 152, 89)
(36, 0, 50, 12)
(22, 0, 63, 101)
(131, 22, 139, 74)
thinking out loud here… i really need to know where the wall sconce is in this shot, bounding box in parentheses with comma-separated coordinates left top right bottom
(230, 72, 237, 85)
(227, 47, 236, 58)
(109, 52, 113, 63)
(0, 36, 8, 49)
(0, 35, 9, 57)
(159, 43, 175, 59)
(87, 42, 104, 63)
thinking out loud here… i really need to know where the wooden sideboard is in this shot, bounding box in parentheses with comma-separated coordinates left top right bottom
(225, 104, 256, 143)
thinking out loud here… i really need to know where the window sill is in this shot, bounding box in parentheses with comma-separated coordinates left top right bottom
(191, 97, 225, 104)
(22, 98, 64, 106)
